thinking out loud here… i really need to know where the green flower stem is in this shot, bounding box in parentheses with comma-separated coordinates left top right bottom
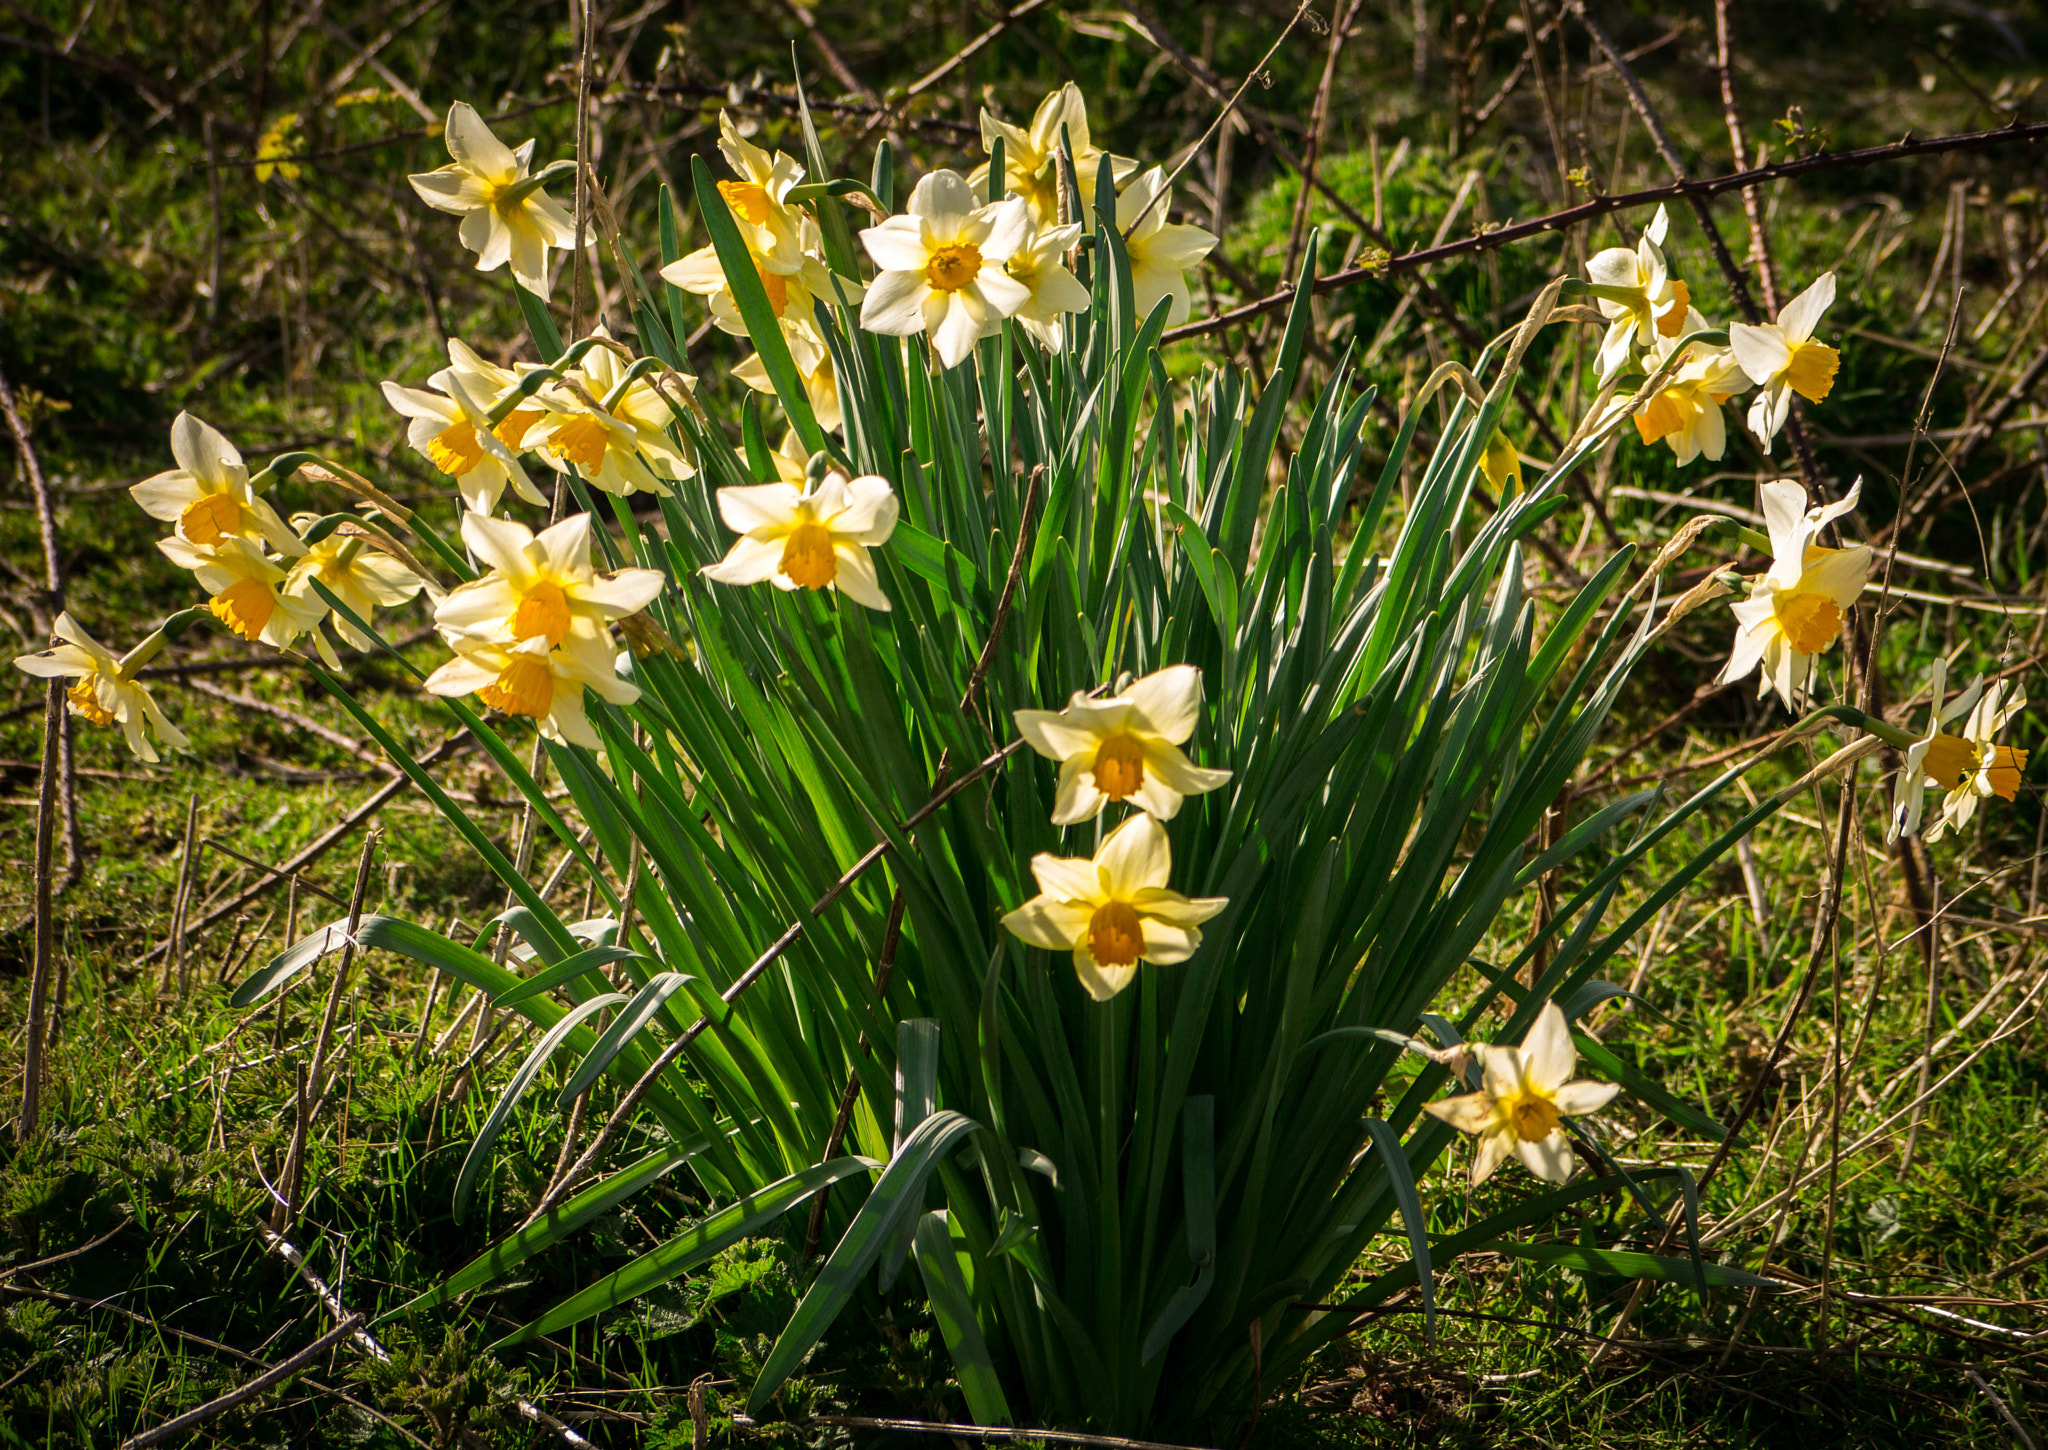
(598, 357, 667, 413)
(481, 337, 618, 426)
(497, 158, 577, 209)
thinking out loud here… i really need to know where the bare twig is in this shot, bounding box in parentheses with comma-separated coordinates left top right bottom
(116, 1314, 365, 1450)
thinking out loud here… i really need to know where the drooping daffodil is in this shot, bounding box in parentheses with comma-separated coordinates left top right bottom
(407, 102, 577, 297)
(282, 518, 427, 659)
(734, 347, 843, 433)
(1716, 479, 1871, 711)
(1729, 272, 1840, 453)
(1583, 204, 1690, 381)
(859, 170, 1032, 369)
(662, 213, 862, 377)
(435, 512, 665, 649)
(1004, 220, 1091, 350)
(999, 812, 1228, 1002)
(1013, 665, 1232, 824)
(701, 469, 899, 611)
(1925, 679, 2030, 842)
(424, 629, 639, 750)
(1628, 308, 1752, 466)
(129, 412, 302, 554)
(969, 82, 1136, 227)
(1423, 1001, 1620, 1186)
(158, 535, 327, 650)
(704, 110, 809, 263)
(381, 367, 546, 515)
(1888, 658, 1985, 843)
(1114, 168, 1218, 328)
(526, 329, 695, 496)
(11, 613, 189, 762)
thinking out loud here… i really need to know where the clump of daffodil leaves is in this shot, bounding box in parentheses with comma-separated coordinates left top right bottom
(22, 74, 2026, 1439)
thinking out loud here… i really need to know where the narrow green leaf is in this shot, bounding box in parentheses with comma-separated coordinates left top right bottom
(494, 945, 646, 1008)
(914, 1211, 1013, 1425)
(1361, 1117, 1436, 1344)
(558, 972, 694, 1107)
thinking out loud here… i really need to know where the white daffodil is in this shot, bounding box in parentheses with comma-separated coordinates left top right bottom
(526, 330, 694, 497)
(130, 412, 302, 554)
(12, 613, 188, 762)
(702, 470, 899, 611)
(1005, 221, 1091, 350)
(734, 348, 843, 433)
(1888, 658, 1986, 843)
(1114, 169, 1218, 328)
(282, 519, 426, 658)
(1628, 309, 1752, 466)
(969, 82, 1136, 227)
(1584, 205, 1690, 381)
(424, 629, 639, 750)
(1000, 812, 1228, 1002)
(435, 512, 664, 648)
(159, 534, 327, 650)
(859, 170, 1032, 368)
(1717, 479, 1871, 711)
(381, 370, 546, 515)
(1729, 272, 1840, 452)
(1925, 679, 2030, 842)
(408, 102, 576, 297)
(1013, 665, 1232, 824)
(1423, 1001, 1620, 1187)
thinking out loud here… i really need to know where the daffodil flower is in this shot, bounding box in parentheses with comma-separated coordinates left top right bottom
(12, 613, 189, 762)
(1626, 308, 1752, 465)
(663, 220, 862, 377)
(1478, 431, 1523, 499)
(424, 629, 639, 750)
(159, 535, 328, 650)
(702, 470, 899, 611)
(526, 330, 694, 497)
(1729, 273, 1839, 452)
(859, 170, 1032, 369)
(435, 512, 664, 648)
(282, 518, 427, 659)
(130, 412, 302, 554)
(1423, 1001, 1619, 1186)
(706, 110, 809, 262)
(1584, 205, 1691, 381)
(969, 82, 1135, 227)
(1889, 658, 1985, 843)
(1716, 479, 1871, 711)
(1114, 169, 1218, 328)
(381, 368, 546, 515)
(1014, 665, 1232, 824)
(1005, 221, 1091, 350)
(1925, 679, 2029, 841)
(1000, 813, 1228, 1001)
(735, 348, 843, 433)
(408, 102, 576, 297)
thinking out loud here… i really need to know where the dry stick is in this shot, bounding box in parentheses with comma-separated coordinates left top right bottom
(1966, 1368, 2041, 1450)
(782, 1416, 1211, 1450)
(1900, 867, 1945, 1174)
(305, 833, 381, 1111)
(1280, 0, 1367, 287)
(115, 1313, 365, 1450)
(166, 791, 201, 1001)
(1164, 118, 2048, 344)
(202, 838, 350, 910)
(1712, 0, 1779, 314)
(17, 679, 58, 1145)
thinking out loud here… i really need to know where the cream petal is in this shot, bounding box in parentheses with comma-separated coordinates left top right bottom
(1131, 888, 1227, 928)
(1071, 945, 1139, 1002)
(443, 101, 518, 181)
(533, 512, 596, 581)
(1470, 1128, 1515, 1186)
(1644, 204, 1670, 246)
(170, 410, 243, 484)
(435, 577, 520, 637)
(1520, 1003, 1576, 1090)
(1424, 1091, 1498, 1135)
(1002, 894, 1090, 950)
(1050, 756, 1105, 824)
(1778, 271, 1836, 343)
(579, 568, 666, 617)
(929, 290, 986, 369)
(827, 474, 900, 544)
(1123, 664, 1203, 740)
(860, 267, 932, 337)
(1799, 545, 1873, 609)
(380, 380, 456, 424)
(13, 645, 95, 680)
(1136, 916, 1201, 965)
(1716, 614, 1771, 687)
(1728, 323, 1792, 386)
(544, 685, 603, 749)
(1584, 246, 1643, 289)
(461, 511, 540, 583)
(128, 469, 199, 522)
(408, 166, 483, 213)
(908, 169, 981, 238)
(1551, 1079, 1621, 1116)
(716, 482, 802, 536)
(859, 217, 934, 273)
(700, 535, 783, 586)
(1030, 852, 1102, 901)
(1478, 1044, 1524, 1101)
(1514, 1131, 1576, 1184)
(1125, 772, 1185, 821)
(1096, 811, 1171, 893)
(979, 196, 1033, 261)
(424, 650, 500, 696)
(1014, 706, 1109, 761)
(829, 544, 892, 612)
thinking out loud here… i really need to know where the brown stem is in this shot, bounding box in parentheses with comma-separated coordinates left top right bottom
(18, 679, 59, 1144)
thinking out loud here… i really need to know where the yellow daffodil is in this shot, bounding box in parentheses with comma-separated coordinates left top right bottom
(708, 110, 809, 262)
(1729, 272, 1839, 453)
(12, 613, 188, 762)
(999, 812, 1228, 1001)
(381, 366, 546, 515)
(662, 219, 862, 377)
(424, 629, 639, 750)
(1114, 169, 1218, 328)
(1889, 659, 1984, 843)
(158, 534, 327, 650)
(1627, 310, 1752, 465)
(1423, 1001, 1619, 1186)
(734, 348, 843, 433)
(130, 412, 302, 554)
(859, 170, 1033, 368)
(434, 512, 664, 648)
(282, 517, 426, 660)
(969, 82, 1136, 227)
(1013, 665, 1232, 824)
(1478, 431, 1523, 499)
(1584, 205, 1690, 381)
(408, 102, 576, 297)
(1925, 679, 2029, 841)
(702, 469, 899, 611)
(1717, 479, 1871, 710)
(1005, 221, 1090, 350)
(526, 330, 695, 497)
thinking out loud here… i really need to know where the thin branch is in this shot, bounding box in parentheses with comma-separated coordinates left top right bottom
(116, 1315, 365, 1450)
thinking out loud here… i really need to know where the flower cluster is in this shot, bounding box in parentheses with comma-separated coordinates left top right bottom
(1589, 206, 1839, 463)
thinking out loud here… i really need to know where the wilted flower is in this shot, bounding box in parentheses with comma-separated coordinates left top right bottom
(859, 170, 1032, 368)
(1584, 205, 1690, 381)
(424, 629, 638, 749)
(969, 82, 1135, 227)
(435, 513, 664, 648)
(159, 535, 327, 650)
(1925, 679, 2030, 841)
(1729, 272, 1839, 452)
(1001, 813, 1227, 1002)
(1114, 169, 1217, 328)
(1423, 1002, 1619, 1186)
(1004, 221, 1091, 350)
(702, 469, 899, 611)
(1716, 479, 1871, 711)
(12, 613, 188, 762)
(130, 412, 302, 554)
(526, 330, 694, 496)
(1013, 665, 1232, 824)
(408, 102, 576, 297)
